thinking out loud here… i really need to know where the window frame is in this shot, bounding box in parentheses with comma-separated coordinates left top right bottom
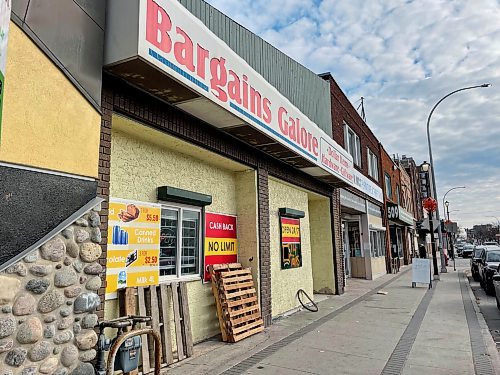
(367, 148, 379, 181)
(343, 123, 362, 167)
(385, 173, 392, 200)
(159, 202, 203, 283)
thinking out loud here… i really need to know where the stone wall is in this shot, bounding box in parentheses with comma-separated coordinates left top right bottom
(0, 204, 102, 375)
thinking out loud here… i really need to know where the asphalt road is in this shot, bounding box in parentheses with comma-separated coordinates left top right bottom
(461, 256, 500, 349)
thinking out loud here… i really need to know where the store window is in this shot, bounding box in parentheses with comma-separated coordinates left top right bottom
(160, 205, 201, 279)
(396, 185, 400, 205)
(348, 221, 362, 257)
(344, 123, 361, 167)
(367, 148, 379, 181)
(385, 173, 392, 199)
(370, 231, 386, 257)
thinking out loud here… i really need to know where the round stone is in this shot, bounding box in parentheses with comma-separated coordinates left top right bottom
(40, 237, 66, 262)
(6, 263, 27, 277)
(74, 229, 90, 243)
(80, 243, 102, 263)
(66, 240, 80, 258)
(28, 340, 51, 361)
(16, 317, 43, 344)
(53, 330, 73, 344)
(90, 228, 102, 243)
(72, 259, 84, 273)
(60, 307, 71, 317)
(38, 290, 65, 313)
(0, 276, 21, 304)
(29, 265, 53, 277)
(1, 306, 12, 314)
(43, 325, 55, 339)
(74, 293, 100, 313)
(21, 367, 37, 375)
(73, 322, 82, 334)
(63, 257, 73, 266)
(53, 346, 60, 355)
(0, 317, 16, 338)
(62, 228, 74, 240)
(79, 348, 97, 362)
(56, 264, 62, 270)
(88, 211, 100, 227)
(83, 263, 102, 275)
(54, 369, 68, 375)
(75, 330, 98, 350)
(39, 358, 59, 374)
(64, 286, 82, 298)
(61, 345, 79, 367)
(81, 314, 98, 329)
(76, 218, 89, 227)
(0, 339, 13, 353)
(4, 347, 27, 367)
(80, 276, 87, 284)
(0, 369, 13, 375)
(43, 315, 56, 323)
(25, 278, 50, 294)
(86, 276, 102, 291)
(12, 292, 36, 316)
(54, 267, 78, 288)
(23, 251, 39, 263)
(71, 363, 95, 375)
(58, 317, 73, 330)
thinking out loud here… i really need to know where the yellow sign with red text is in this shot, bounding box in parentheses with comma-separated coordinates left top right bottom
(106, 198, 161, 297)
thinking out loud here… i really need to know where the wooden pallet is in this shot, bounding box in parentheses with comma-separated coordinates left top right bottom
(210, 263, 264, 343)
(119, 282, 193, 374)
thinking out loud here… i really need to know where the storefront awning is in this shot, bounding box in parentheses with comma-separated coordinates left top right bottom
(387, 202, 414, 226)
(104, 0, 384, 203)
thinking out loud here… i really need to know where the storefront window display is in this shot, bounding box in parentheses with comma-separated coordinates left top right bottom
(160, 205, 201, 278)
(370, 231, 386, 257)
(348, 222, 362, 257)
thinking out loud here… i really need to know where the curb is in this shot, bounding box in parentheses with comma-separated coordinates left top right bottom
(465, 272, 500, 374)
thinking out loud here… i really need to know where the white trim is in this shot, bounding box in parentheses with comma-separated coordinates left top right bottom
(0, 161, 96, 182)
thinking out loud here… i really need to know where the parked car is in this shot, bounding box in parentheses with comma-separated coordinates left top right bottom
(479, 248, 500, 295)
(492, 270, 500, 310)
(484, 241, 498, 246)
(456, 243, 465, 256)
(471, 247, 486, 281)
(462, 244, 475, 258)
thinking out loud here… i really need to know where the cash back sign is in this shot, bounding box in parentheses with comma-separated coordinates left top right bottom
(280, 217, 302, 269)
(106, 198, 161, 297)
(204, 212, 237, 281)
(0, 0, 12, 140)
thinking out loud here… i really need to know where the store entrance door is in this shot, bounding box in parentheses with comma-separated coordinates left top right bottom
(342, 221, 351, 278)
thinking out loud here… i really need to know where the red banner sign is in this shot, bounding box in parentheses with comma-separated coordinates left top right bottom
(280, 217, 302, 269)
(204, 212, 238, 281)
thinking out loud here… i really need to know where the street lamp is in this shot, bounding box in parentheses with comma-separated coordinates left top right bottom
(426, 83, 491, 274)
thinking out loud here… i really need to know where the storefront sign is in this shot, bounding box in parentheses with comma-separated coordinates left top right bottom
(352, 170, 384, 203)
(138, 0, 355, 186)
(106, 198, 161, 296)
(204, 212, 238, 281)
(280, 217, 302, 269)
(367, 202, 382, 218)
(0, 0, 12, 141)
(340, 189, 366, 213)
(387, 203, 414, 226)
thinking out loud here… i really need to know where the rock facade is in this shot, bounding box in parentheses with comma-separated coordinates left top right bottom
(0, 208, 102, 374)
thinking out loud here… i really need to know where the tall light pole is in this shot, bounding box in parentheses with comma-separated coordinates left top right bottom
(426, 83, 490, 273)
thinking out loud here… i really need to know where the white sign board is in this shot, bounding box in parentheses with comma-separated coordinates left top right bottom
(138, 0, 357, 185)
(412, 258, 431, 286)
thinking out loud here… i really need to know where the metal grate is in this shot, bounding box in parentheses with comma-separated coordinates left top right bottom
(220, 269, 411, 374)
(459, 271, 495, 375)
(380, 281, 437, 375)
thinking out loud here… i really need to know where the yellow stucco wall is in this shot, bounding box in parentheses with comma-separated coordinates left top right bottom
(269, 178, 313, 317)
(0, 23, 100, 177)
(106, 117, 255, 343)
(309, 198, 335, 294)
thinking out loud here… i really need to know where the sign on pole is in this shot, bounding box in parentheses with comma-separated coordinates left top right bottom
(0, 0, 12, 141)
(412, 258, 432, 288)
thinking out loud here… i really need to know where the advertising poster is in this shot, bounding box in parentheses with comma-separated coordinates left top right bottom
(280, 217, 302, 269)
(204, 212, 237, 281)
(106, 198, 161, 297)
(0, 0, 12, 140)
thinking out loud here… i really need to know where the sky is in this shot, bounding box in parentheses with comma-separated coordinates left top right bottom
(206, 0, 500, 228)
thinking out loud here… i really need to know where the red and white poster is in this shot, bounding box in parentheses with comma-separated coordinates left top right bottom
(204, 212, 238, 281)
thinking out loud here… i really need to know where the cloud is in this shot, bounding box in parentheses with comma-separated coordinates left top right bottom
(206, 0, 500, 228)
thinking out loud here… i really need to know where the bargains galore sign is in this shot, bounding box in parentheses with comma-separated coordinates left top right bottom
(139, 0, 355, 185)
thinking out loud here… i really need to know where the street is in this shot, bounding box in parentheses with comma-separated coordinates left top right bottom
(167, 261, 500, 375)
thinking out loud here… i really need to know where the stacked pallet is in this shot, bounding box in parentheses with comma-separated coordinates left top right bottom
(209, 263, 264, 342)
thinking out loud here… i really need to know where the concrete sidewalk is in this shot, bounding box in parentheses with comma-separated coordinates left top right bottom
(165, 266, 500, 374)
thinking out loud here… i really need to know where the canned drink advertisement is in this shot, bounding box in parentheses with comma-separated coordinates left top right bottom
(106, 198, 161, 297)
